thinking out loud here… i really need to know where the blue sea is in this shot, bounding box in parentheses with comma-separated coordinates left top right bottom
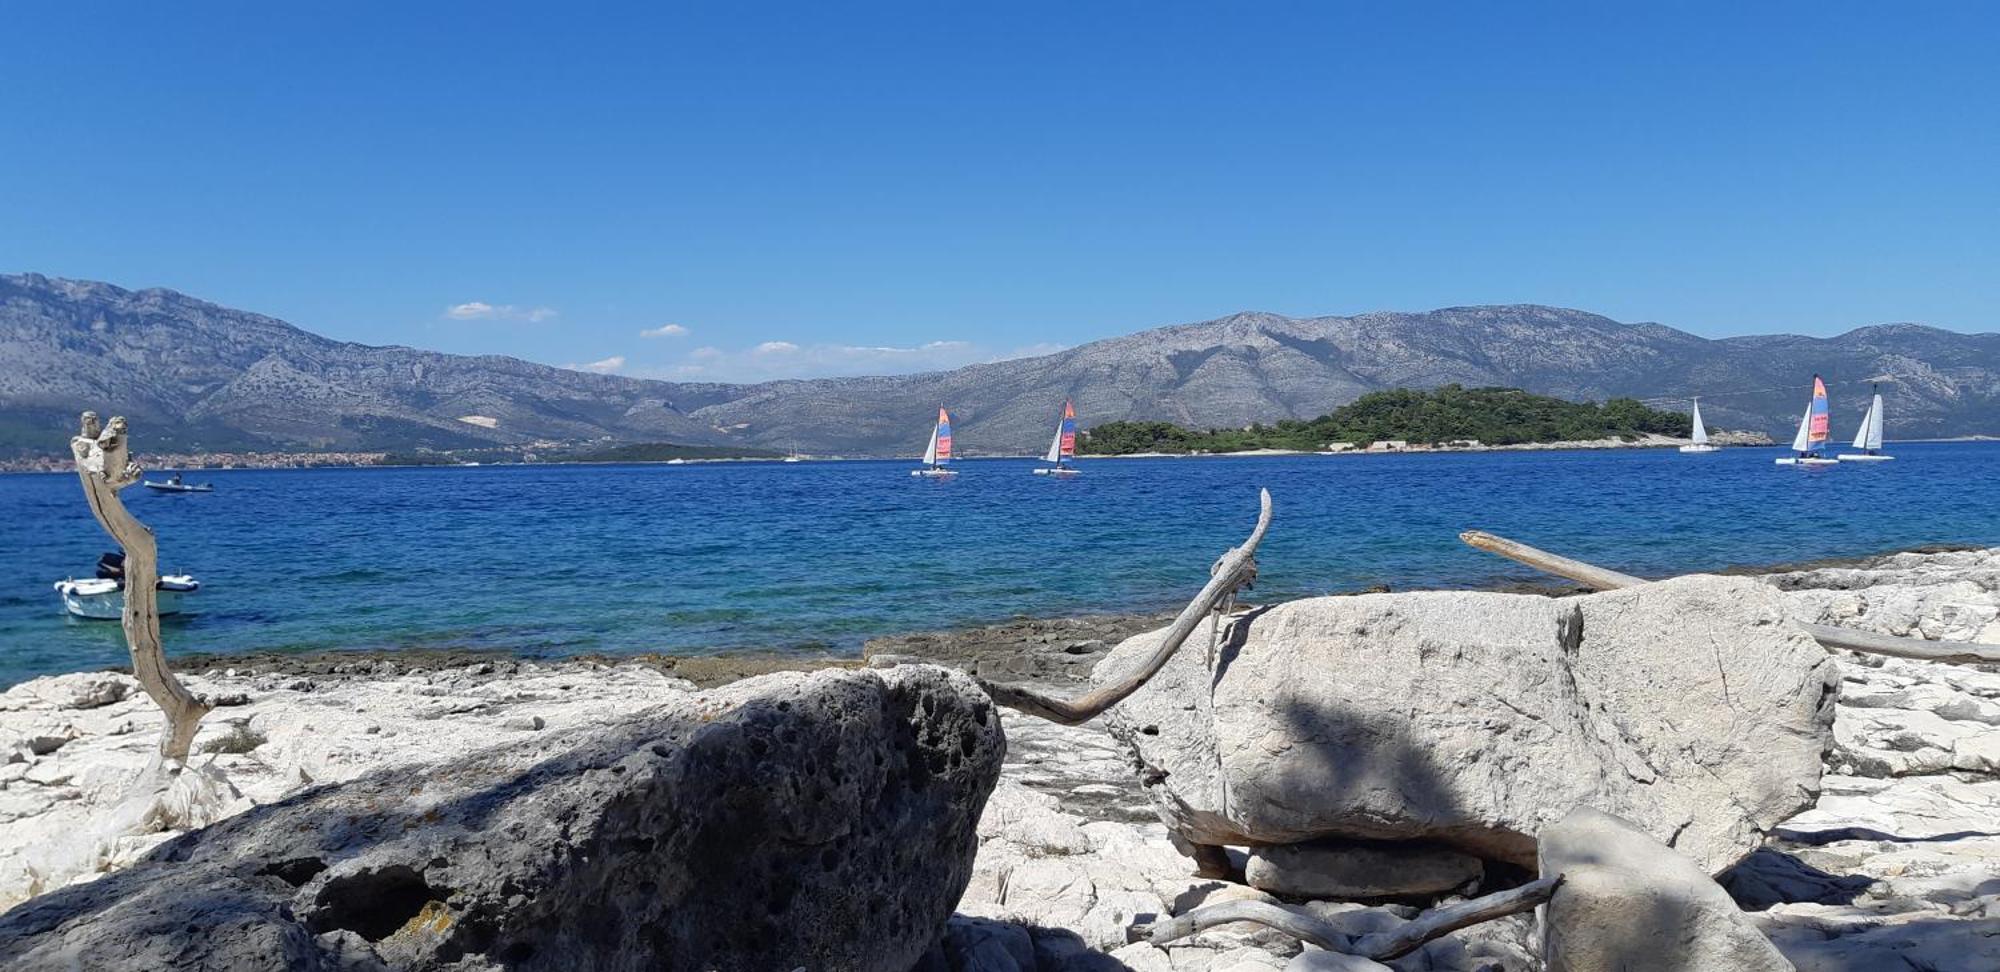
(3, 444, 1998, 687)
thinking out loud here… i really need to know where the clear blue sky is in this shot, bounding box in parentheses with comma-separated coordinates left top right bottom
(3, 2, 1995, 382)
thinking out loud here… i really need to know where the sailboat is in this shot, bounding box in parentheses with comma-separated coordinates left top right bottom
(1775, 375, 1840, 466)
(1678, 398, 1718, 453)
(1838, 385, 1894, 462)
(784, 446, 803, 463)
(1032, 400, 1081, 476)
(911, 407, 960, 477)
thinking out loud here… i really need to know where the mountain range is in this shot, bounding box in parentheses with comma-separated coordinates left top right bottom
(3, 272, 1997, 457)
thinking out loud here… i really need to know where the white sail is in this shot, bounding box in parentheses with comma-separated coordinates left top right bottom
(1860, 393, 1885, 451)
(1789, 403, 1814, 453)
(1689, 399, 1709, 445)
(922, 423, 940, 465)
(1044, 420, 1064, 464)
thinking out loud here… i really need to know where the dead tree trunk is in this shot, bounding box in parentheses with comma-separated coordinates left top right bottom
(69, 412, 212, 761)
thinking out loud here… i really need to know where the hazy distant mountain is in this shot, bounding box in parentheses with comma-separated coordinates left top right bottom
(3, 273, 1997, 457)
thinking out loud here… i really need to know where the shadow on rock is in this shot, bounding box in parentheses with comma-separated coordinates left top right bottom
(913, 916, 1139, 972)
(1720, 848, 1877, 911)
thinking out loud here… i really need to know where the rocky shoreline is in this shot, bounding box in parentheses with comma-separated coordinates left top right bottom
(3, 546, 1999, 969)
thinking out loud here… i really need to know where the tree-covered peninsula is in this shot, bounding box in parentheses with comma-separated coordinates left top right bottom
(1078, 385, 1693, 455)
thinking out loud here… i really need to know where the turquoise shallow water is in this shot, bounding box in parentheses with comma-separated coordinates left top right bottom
(3, 444, 1997, 687)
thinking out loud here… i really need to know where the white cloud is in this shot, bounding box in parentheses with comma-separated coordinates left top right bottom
(564, 356, 626, 374)
(445, 301, 558, 323)
(640, 323, 690, 338)
(753, 340, 801, 355)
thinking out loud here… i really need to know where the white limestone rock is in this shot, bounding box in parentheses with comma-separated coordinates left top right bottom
(1540, 807, 1793, 972)
(1095, 575, 1838, 872)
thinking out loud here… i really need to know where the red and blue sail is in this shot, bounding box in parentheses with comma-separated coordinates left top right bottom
(1058, 400, 1077, 458)
(935, 408, 953, 462)
(1808, 375, 1830, 447)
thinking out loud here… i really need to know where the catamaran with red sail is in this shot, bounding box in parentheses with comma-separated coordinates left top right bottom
(1775, 375, 1840, 466)
(1032, 400, 1081, 477)
(912, 407, 960, 477)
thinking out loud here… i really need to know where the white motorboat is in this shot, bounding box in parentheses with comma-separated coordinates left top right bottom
(143, 477, 213, 493)
(1678, 398, 1718, 453)
(1838, 385, 1894, 461)
(912, 407, 961, 477)
(54, 553, 199, 619)
(1033, 399, 1082, 476)
(1775, 375, 1841, 466)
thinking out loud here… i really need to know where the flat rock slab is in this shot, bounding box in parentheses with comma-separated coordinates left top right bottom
(1096, 575, 1839, 872)
(0, 665, 1004, 972)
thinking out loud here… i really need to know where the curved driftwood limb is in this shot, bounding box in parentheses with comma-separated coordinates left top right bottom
(980, 488, 1273, 725)
(1350, 875, 1560, 959)
(1136, 876, 1560, 960)
(70, 412, 213, 761)
(1135, 898, 1344, 951)
(1459, 529, 2000, 666)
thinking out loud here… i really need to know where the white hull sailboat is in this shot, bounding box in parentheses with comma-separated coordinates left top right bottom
(1678, 397, 1718, 453)
(1838, 386, 1893, 462)
(1032, 399, 1081, 476)
(912, 407, 960, 477)
(1775, 375, 1840, 466)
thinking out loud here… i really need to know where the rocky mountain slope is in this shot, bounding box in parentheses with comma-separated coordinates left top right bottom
(3, 273, 1996, 456)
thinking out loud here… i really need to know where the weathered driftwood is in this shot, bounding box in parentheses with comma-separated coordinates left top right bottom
(70, 413, 212, 760)
(1459, 529, 2000, 665)
(979, 488, 1272, 725)
(1137, 875, 1561, 960)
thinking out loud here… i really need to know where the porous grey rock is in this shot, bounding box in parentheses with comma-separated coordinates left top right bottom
(0, 665, 1003, 972)
(1096, 575, 1838, 872)
(1540, 807, 1792, 972)
(1244, 839, 1482, 900)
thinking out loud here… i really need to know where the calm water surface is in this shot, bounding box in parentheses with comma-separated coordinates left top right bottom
(3, 444, 1998, 686)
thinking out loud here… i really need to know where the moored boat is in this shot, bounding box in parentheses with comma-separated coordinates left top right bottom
(1032, 400, 1081, 476)
(1838, 384, 1894, 462)
(1678, 398, 1718, 453)
(52, 552, 199, 619)
(912, 407, 960, 477)
(1775, 375, 1839, 466)
(142, 475, 213, 493)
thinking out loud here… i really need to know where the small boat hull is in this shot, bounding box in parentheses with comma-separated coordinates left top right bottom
(1774, 457, 1839, 466)
(911, 468, 959, 478)
(142, 481, 213, 493)
(1032, 467, 1081, 476)
(1837, 453, 1894, 462)
(54, 577, 198, 619)
(1677, 444, 1719, 454)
